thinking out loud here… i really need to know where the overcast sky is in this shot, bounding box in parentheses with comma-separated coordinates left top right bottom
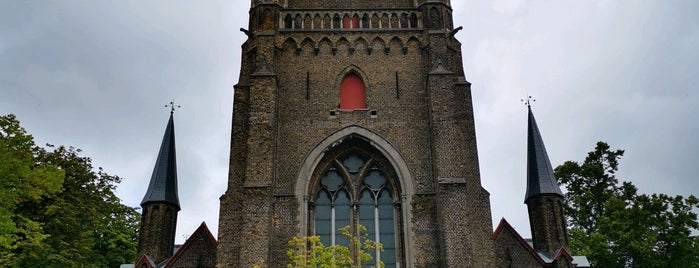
(1, 1, 697, 244)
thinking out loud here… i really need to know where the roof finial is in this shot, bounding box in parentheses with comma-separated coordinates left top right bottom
(165, 100, 181, 114)
(521, 95, 536, 107)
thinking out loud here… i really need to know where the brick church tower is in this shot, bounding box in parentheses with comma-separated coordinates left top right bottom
(525, 104, 570, 264)
(138, 111, 180, 264)
(218, 0, 496, 267)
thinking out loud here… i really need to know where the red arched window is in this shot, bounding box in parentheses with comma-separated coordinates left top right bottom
(343, 15, 351, 28)
(339, 73, 366, 110)
(342, 15, 359, 28)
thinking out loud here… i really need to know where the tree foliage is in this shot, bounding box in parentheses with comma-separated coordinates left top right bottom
(555, 141, 699, 267)
(0, 114, 64, 264)
(0, 114, 139, 267)
(273, 224, 383, 268)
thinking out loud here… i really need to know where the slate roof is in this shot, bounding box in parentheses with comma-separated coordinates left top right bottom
(493, 218, 589, 267)
(524, 106, 563, 202)
(127, 222, 217, 268)
(141, 113, 181, 209)
(163, 222, 218, 267)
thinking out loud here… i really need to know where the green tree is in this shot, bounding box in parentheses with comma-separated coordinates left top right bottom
(279, 224, 383, 268)
(0, 114, 139, 267)
(28, 145, 140, 267)
(555, 141, 699, 267)
(0, 114, 63, 265)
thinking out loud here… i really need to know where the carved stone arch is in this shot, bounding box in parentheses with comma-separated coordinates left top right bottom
(294, 14, 303, 29)
(283, 13, 293, 29)
(353, 37, 368, 54)
(294, 125, 416, 267)
(335, 65, 368, 91)
(333, 13, 341, 28)
(342, 13, 358, 29)
(380, 13, 389, 29)
(390, 13, 399, 28)
(303, 13, 312, 29)
(335, 64, 368, 109)
(400, 12, 409, 28)
(370, 36, 387, 51)
(407, 36, 421, 52)
(354, 36, 369, 44)
(389, 36, 404, 54)
(390, 36, 404, 45)
(336, 36, 350, 45)
(318, 37, 333, 55)
(361, 13, 369, 28)
(428, 7, 442, 29)
(335, 37, 350, 55)
(300, 37, 315, 48)
(409, 12, 419, 28)
(313, 13, 322, 29)
(306, 137, 402, 202)
(259, 8, 274, 31)
(281, 37, 298, 53)
(371, 13, 380, 28)
(322, 13, 332, 29)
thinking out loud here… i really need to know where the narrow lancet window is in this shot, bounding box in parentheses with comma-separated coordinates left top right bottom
(342, 14, 360, 28)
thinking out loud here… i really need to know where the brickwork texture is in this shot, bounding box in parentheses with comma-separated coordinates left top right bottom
(216, 1, 566, 267)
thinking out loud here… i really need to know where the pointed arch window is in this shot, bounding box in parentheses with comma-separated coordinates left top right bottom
(284, 14, 293, 29)
(339, 73, 366, 110)
(343, 14, 359, 29)
(310, 148, 401, 268)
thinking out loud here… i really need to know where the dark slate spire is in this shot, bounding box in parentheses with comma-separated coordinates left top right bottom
(141, 112, 180, 210)
(524, 106, 563, 203)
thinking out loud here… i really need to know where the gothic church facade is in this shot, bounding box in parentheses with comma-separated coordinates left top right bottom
(135, 1, 587, 267)
(219, 0, 493, 267)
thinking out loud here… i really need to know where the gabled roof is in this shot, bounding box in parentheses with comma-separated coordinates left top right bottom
(494, 218, 547, 265)
(164, 222, 218, 267)
(493, 218, 574, 266)
(141, 113, 181, 209)
(125, 223, 217, 268)
(524, 106, 563, 203)
(135, 254, 157, 268)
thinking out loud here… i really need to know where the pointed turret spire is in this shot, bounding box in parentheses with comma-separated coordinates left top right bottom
(523, 102, 570, 259)
(141, 112, 181, 210)
(524, 105, 563, 203)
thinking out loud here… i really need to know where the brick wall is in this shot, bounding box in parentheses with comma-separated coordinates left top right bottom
(217, 1, 497, 267)
(494, 223, 544, 268)
(527, 195, 569, 258)
(137, 203, 178, 264)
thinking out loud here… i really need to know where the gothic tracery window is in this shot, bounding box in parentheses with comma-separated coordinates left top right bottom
(310, 145, 401, 268)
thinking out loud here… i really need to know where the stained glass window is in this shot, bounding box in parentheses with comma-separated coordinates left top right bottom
(311, 151, 398, 268)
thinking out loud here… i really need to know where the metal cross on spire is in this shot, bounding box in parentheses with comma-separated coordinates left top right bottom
(521, 95, 536, 107)
(165, 100, 181, 114)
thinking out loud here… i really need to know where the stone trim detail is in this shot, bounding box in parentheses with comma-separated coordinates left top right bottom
(294, 125, 416, 268)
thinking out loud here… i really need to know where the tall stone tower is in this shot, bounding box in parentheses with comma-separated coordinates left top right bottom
(524, 105, 570, 261)
(218, 0, 496, 267)
(137, 111, 180, 264)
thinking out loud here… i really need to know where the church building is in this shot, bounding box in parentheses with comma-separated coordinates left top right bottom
(132, 1, 589, 267)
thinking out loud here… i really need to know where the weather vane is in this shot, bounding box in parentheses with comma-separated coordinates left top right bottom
(521, 95, 535, 107)
(165, 100, 181, 114)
